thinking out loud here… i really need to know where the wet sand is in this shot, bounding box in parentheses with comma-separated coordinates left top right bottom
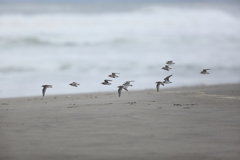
(0, 83, 240, 160)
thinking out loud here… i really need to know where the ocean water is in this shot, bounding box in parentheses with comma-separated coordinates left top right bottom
(0, 1, 240, 98)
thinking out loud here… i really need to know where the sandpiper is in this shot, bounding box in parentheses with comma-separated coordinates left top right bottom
(156, 81, 165, 92)
(117, 85, 127, 97)
(109, 72, 120, 78)
(201, 69, 210, 74)
(123, 80, 134, 86)
(163, 75, 173, 84)
(166, 60, 175, 65)
(101, 79, 112, 85)
(42, 85, 52, 97)
(162, 65, 172, 71)
(69, 82, 80, 87)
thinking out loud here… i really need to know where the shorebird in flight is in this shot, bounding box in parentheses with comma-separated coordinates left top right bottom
(166, 60, 175, 65)
(162, 65, 172, 71)
(108, 72, 120, 78)
(156, 81, 165, 92)
(163, 75, 173, 84)
(117, 85, 128, 97)
(42, 85, 52, 97)
(101, 79, 112, 85)
(123, 80, 134, 86)
(201, 69, 210, 74)
(69, 82, 80, 87)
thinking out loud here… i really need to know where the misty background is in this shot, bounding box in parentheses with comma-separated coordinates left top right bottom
(0, 0, 240, 98)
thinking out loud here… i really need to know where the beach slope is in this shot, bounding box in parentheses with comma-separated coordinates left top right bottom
(0, 83, 240, 160)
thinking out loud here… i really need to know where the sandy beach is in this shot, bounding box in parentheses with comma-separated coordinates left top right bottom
(0, 83, 240, 160)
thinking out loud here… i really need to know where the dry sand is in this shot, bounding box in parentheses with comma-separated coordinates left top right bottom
(0, 83, 240, 160)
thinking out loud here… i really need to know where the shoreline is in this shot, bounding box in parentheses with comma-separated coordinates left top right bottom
(0, 83, 240, 160)
(1, 82, 239, 100)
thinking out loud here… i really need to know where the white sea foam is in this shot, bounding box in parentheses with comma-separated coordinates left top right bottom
(0, 3, 240, 98)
